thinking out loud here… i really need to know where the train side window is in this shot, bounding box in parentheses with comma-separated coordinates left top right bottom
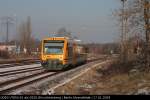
(68, 46, 73, 58)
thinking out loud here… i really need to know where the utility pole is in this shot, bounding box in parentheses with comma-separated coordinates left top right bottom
(1, 16, 14, 45)
(120, 0, 127, 63)
(144, 0, 150, 67)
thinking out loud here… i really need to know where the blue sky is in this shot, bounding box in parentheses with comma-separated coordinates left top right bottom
(0, 0, 120, 43)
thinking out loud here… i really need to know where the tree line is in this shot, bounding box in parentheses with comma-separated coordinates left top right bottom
(114, 0, 150, 67)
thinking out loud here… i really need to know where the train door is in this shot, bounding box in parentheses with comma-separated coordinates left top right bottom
(67, 43, 73, 65)
(73, 43, 77, 65)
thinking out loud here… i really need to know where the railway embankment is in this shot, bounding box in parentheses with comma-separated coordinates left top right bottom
(47, 61, 150, 95)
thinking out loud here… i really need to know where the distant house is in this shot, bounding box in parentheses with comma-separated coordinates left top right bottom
(0, 44, 17, 53)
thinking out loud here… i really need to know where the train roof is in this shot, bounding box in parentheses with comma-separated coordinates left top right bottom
(43, 37, 84, 45)
(43, 37, 68, 40)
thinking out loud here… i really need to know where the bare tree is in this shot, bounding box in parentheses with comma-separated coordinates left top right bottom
(26, 16, 32, 54)
(18, 22, 26, 51)
(127, 0, 150, 66)
(143, 0, 150, 67)
(114, 0, 131, 63)
(18, 16, 32, 54)
(115, 0, 150, 67)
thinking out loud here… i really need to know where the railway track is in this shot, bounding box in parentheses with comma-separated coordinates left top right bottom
(0, 54, 105, 68)
(0, 55, 111, 95)
(0, 55, 105, 76)
(0, 66, 43, 76)
(0, 59, 40, 68)
(0, 71, 60, 94)
(0, 56, 102, 77)
(0, 70, 46, 86)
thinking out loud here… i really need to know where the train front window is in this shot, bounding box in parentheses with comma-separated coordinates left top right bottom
(44, 40, 64, 54)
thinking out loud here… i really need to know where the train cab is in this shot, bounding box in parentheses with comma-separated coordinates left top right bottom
(41, 37, 87, 70)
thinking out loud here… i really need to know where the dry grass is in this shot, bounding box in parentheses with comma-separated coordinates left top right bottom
(53, 61, 150, 95)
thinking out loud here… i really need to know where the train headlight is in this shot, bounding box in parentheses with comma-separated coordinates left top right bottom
(43, 55, 46, 60)
(59, 56, 63, 60)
